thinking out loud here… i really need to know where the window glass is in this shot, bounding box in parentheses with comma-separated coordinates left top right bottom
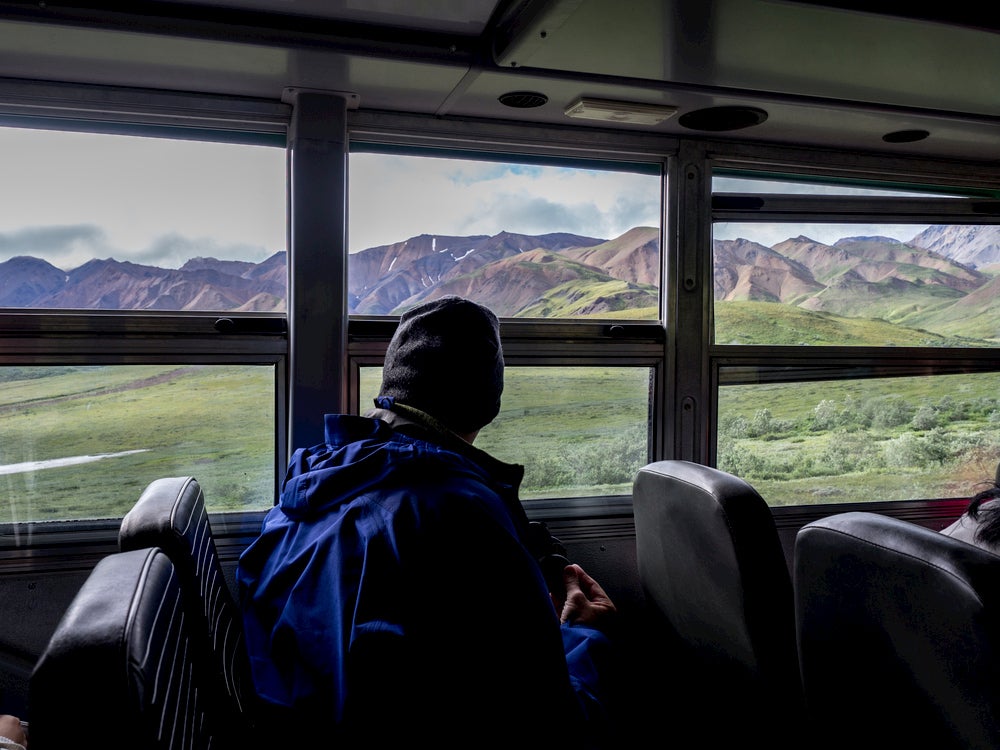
(0, 125, 286, 311)
(717, 370, 1000, 506)
(348, 151, 661, 319)
(713, 221, 1000, 346)
(0, 365, 275, 523)
(360, 365, 652, 499)
(713, 174, 960, 197)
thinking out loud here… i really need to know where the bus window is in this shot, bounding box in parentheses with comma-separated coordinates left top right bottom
(717, 369, 1000, 506)
(0, 123, 287, 526)
(348, 150, 661, 320)
(349, 147, 663, 503)
(710, 168, 1000, 506)
(361, 365, 653, 500)
(712, 220, 997, 348)
(0, 364, 276, 523)
(0, 125, 286, 312)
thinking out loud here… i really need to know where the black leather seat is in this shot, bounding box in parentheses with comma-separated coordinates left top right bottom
(795, 511, 1000, 750)
(29, 548, 225, 750)
(632, 460, 803, 747)
(118, 476, 254, 737)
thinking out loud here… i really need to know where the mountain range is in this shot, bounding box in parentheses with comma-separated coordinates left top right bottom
(2, 224, 999, 340)
(0, 252, 288, 312)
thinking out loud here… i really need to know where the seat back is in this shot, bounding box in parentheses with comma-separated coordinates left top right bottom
(29, 548, 224, 750)
(795, 511, 1000, 750)
(632, 460, 803, 745)
(119, 477, 252, 728)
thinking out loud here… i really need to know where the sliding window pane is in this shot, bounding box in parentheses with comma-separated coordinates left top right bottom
(0, 126, 286, 311)
(349, 151, 661, 319)
(360, 365, 651, 499)
(0, 365, 274, 523)
(713, 222, 1000, 346)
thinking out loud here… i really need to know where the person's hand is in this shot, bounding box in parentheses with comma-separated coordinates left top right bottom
(0, 715, 26, 747)
(557, 563, 616, 630)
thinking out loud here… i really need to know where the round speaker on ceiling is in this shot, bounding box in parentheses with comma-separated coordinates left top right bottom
(678, 106, 768, 131)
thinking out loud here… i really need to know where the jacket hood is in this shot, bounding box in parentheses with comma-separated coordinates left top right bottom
(277, 413, 522, 522)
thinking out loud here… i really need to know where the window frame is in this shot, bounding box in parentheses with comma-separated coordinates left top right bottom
(343, 119, 674, 517)
(707, 157, 1000, 504)
(0, 81, 291, 555)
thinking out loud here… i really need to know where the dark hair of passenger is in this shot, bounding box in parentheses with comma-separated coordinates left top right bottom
(968, 478, 1000, 547)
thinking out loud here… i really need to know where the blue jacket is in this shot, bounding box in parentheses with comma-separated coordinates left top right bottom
(237, 407, 615, 746)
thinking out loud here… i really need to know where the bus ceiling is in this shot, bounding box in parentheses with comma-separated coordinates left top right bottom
(0, 1, 996, 163)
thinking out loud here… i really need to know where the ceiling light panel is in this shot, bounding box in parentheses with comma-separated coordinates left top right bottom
(564, 97, 677, 125)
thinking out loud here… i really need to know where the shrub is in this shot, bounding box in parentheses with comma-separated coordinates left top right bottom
(868, 396, 913, 429)
(910, 405, 938, 431)
(819, 430, 885, 474)
(812, 399, 840, 431)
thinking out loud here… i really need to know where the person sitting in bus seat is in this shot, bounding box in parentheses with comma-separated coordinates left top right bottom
(237, 295, 621, 748)
(940, 472, 1000, 554)
(0, 714, 27, 750)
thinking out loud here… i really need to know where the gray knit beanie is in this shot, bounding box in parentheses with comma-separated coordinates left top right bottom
(379, 295, 504, 434)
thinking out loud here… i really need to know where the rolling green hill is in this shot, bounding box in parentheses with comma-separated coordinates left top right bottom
(712, 300, 990, 346)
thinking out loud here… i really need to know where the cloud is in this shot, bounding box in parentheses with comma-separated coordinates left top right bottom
(0, 125, 286, 268)
(0, 225, 277, 271)
(132, 233, 277, 269)
(0, 225, 112, 270)
(348, 152, 660, 252)
(610, 193, 660, 234)
(458, 193, 605, 238)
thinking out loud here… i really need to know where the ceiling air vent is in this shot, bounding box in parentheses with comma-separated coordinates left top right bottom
(499, 91, 549, 108)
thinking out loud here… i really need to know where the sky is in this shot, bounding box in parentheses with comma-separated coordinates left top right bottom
(711, 176, 930, 247)
(0, 126, 287, 270)
(347, 152, 660, 254)
(713, 221, 928, 248)
(0, 125, 930, 271)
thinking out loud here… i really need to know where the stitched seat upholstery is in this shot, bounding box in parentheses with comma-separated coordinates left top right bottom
(29, 548, 223, 750)
(118, 476, 253, 730)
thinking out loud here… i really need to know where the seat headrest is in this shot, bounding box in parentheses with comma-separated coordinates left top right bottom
(632, 460, 796, 687)
(30, 548, 219, 750)
(795, 511, 1000, 748)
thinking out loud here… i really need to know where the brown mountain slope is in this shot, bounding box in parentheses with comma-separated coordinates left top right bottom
(713, 238, 824, 302)
(561, 226, 659, 285)
(348, 231, 605, 314)
(398, 247, 635, 317)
